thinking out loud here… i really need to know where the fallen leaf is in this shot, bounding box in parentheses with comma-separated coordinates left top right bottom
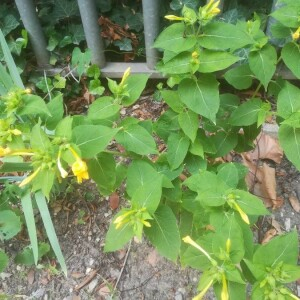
(71, 296, 81, 300)
(247, 133, 283, 164)
(117, 249, 126, 260)
(97, 285, 111, 297)
(109, 192, 119, 210)
(261, 228, 278, 244)
(289, 194, 300, 213)
(75, 269, 98, 291)
(27, 268, 35, 285)
(269, 217, 283, 234)
(71, 272, 85, 279)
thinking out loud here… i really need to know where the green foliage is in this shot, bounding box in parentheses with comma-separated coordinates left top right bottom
(1, 1, 300, 299)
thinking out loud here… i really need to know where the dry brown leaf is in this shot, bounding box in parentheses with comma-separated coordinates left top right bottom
(71, 296, 81, 300)
(27, 268, 35, 285)
(71, 272, 85, 279)
(109, 192, 119, 210)
(261, 228, 278, 244)
(247, 133, 283, 164)
(289, 194, 300, 213)
(270, 218, 283, 234)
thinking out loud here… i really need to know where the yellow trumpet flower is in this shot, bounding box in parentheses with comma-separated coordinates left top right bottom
(232, 201, 250, 224)
(221, 273, 229, 300)
(69, 146, 89, 183)
(120, 67, 131, 86)
(193, 279, 214, 300)
(164, 15, 185, 21)
(19, 166, 42, 187)
(57, 149, 68, 179)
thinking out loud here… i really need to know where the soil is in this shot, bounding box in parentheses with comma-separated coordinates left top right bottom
(1, 96, 300, 300)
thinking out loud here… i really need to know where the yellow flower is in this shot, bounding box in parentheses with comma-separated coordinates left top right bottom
(193, 279, 214, 300)
(120, 67, 131, 86)
(232, 201, 250, 224)
(8, 128, 22, 136)
(71, 159, 89, 183)
(68, 146, 89, 183)
(164, 15, 185, 21)
(221, 273, 229, 300)
(183, 236, 216, 264)
(19, 166, 42, 187)
(292, 27, 300, 40)
(57, 149, 68, 179)
(0, 147, 12, 156)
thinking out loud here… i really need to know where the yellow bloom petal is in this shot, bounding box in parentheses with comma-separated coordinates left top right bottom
(142, 220, 151, 227)
(232, 202, 250, 224)
(120, 67, 131, 86)
(57, 158, 68, 178)
(183, 236, 214, 263)
(0, 147, 11, 156)
(292, 27, 300, 40)
(164, 15, 185, 21)
(71, 159, 89, 183)
(221, 274, 229, 300)
(19, 166, 41, 187)
(9, 129, 22, 136)
(193, 279, 214, 300)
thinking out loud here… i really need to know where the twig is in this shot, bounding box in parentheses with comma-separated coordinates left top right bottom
(250, 134, 263, 193)
(74, 269, 99, 291)
(113, 239, 132, 294)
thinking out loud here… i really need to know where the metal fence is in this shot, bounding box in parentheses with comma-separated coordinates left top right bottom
(14, 0, 284, 78)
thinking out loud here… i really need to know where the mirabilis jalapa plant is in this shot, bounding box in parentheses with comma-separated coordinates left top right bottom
(1, 0, 300, 299)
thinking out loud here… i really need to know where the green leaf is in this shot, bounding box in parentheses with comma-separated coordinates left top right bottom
(156, 52, 193, 75)
(160, 90, 184, 113)
(178, 75, 219, 123)
(280, 264, 300, 283)
(72, 125, 119, 158)
(21, 192, 38, 265)
(0, 162, 32, 172)
(277, 81, 300, 119)
(279, 125, 300, 170)
(0, 251, 8, 273)
(18, 94, 51, 117)
(104, 211, 135, 252)
(224, 64, 254, 90)
(154, 23, 196, 53)
(217, 163, 239, 188)
(88, 96, 120, 120)
(55, 116, 73, 140)
(88, 79, 105, 95)
(214, 281, 246, 300)
(271, 5, 300, 28)
(233, 190, 270, 216)
(167, 133, 190, 169)
(253, 230, 299, 266)
(30, 124, 52, 151)
(52, 0, 79, 21)
(0, 30, 24, 89)
(115, 124, 157, 155)
(122, 74, 150, 106)
(87, 153, 116, 195)
(15, 242, 50, 266)
(34, 191, 67, 276)
(0, 210, 21, 240)
(211, 130, 238, 157)
(199, 22, 254, 51)
(198, 50, 240, 73)
(71, 47, 91, 79)
(178, 109, 198, 142)
(282, 42, 300, 79)
(69, 24, 85, 45)
(126, 160, 159, 197)
(131, 176, 162, 213)
(42, 93, 64, 130)
(32, 169, 55, 198)
(144, 205, 181, 261)
(249, 44, 277, 90)
(229, 98, 263, 126)
(1, 14, 19, 36)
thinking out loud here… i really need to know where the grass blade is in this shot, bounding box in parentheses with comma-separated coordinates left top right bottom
(21, 192, 38, 265)
(0, 29, 24, 89)
(34, 191, 67, 276)
(0, 63, 13, 93)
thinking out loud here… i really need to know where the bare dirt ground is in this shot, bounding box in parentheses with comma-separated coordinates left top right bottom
(1, 96, 300, 300)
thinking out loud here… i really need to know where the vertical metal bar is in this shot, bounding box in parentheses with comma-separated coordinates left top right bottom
(77, 0, 106, 68)
(142, 0, 160, 70)
(266, 0, 284, 45)
(14, 0, 49, 67)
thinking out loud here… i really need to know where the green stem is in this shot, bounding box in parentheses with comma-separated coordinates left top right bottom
(251, 83, 262, 99)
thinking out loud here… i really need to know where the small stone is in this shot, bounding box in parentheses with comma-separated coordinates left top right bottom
(89, 258, 94, 266)
(88, 236, 91, 241)
(16, 265, 22, 271)
(95, 237, 100, 243)
(86, 268, 92, 274)
(120, 108, 126, 115)
(285, 218, 291, 231)
(192, 277, 198, 282)
(88, 278, 99, 292)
